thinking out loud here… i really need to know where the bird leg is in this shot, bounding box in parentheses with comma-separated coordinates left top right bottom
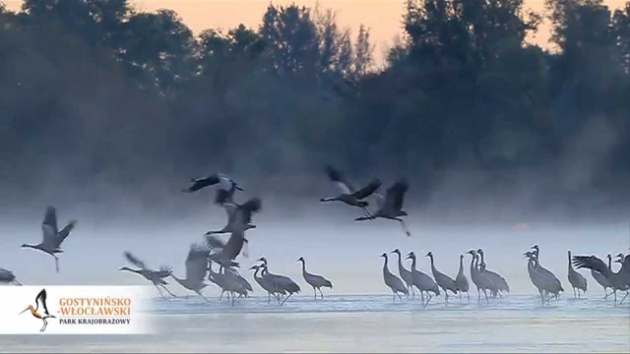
(604, 288, 612, 299)
(313, 286, 317, 300)
(153, 283, 168, 299)
(395, 218, 411, 236)
(354, 215, 375, 222)
(318, 287, 324, 299)
(397, 292, 404, 302)
(160, 284, 177, 298)
(619, 291, 629, 305)
(12, 279, 22, 286)
(53, 255, 60, 273)
(280, 293, 293, 306)
(196, 291, 212, 303)
(392, 291, 397, 303)
(361, 206, 372, 218)
(467, 292, 470, 303)
(40, 319, 48, 333)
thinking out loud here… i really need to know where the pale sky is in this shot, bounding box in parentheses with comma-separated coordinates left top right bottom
(4, 0, 627, 62)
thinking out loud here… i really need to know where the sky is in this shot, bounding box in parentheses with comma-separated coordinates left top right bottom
(4, 0, 628, 63)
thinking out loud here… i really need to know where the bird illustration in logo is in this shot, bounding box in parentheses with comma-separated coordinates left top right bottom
(20, 289, 56, 332)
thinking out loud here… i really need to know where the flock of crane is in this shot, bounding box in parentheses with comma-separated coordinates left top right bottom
(1, 166, 629, 309)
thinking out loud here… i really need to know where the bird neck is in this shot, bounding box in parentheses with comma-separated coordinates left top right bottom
(410, 257, 417, 270)
(459, 257, 464, 271)
(382, 256, 388, 270)
(22, 244, 39, 250)
(395, 253, 403, 267)
(300, 260, 306, 273)
(471, 255, 478, 272)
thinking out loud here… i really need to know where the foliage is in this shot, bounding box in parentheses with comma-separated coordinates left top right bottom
(1, 0, 629, 209)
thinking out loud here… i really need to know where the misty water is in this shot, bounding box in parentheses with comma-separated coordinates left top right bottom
(1, 205, 630, 352)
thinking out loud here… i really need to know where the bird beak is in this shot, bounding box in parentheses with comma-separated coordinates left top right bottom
(19, 307, 30, 315)
(248, 266, 256, 270)
(425, 253, 430, 257)
(236, 185, 244, 191)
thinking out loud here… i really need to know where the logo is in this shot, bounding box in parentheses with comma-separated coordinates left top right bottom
(19, 289, 55, 332)
(0, 286, 153, 335)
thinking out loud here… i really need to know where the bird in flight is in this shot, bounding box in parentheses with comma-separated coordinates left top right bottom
(182, 173, 243, 193)
(355, 180, 411, 236)
(21, 206, 77, 272)
(320, 165, 381, 217)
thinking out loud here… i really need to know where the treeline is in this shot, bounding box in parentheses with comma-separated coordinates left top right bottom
(1, 0, 629, 211)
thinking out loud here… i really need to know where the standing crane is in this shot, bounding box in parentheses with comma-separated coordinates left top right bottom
(297, 257, 333, 299)
(391, 249, 414, 297)
(426, 252, 458, 305)
(257, 257, 300, 305)
(249, 265, 285, 303)
(573, 254, 630, 305)
(530, 245, 563, 299)
(455, 255, 470, 301)
(476, 249, 510, 298)
(406, 251, 439, 307)
(567, 250, 587, 298)
(380, 253, 408, 302)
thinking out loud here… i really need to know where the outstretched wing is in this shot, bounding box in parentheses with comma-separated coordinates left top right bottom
(41, 206, 58, 242)
(155, 266, 173, 278)
(238, 198, 262, 225)
(572, 255, 609, 277)
(183, 174, 221, 193)
(53, 220, 77, 247)
(36, 289, 51, 316)
(205, 235, 226, 249)
(185, 244, 209, 282)
(385, 180, 409, 211)
(124, 251, 147, 270)
(325, 165, 354, 194)
(350, 178, 382, 200)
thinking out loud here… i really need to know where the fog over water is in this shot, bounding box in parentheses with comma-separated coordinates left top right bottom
(2, 197, 629, 295)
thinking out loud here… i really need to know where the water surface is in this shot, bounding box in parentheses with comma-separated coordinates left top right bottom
(2, 293, 629, 353)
